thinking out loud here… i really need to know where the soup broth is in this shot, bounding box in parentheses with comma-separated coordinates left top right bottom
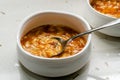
(91, 0, 120, 18)
(21, 25, 86, 58)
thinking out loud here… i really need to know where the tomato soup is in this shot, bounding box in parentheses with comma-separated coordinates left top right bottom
(91, 0, 120, 18)
(21, 25, 86, 58)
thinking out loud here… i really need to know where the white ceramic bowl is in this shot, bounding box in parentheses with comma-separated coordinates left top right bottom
(17, 11, 91, 77)
(85, 0, 120, 37)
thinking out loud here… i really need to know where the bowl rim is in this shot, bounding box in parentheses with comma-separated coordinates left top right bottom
(87, 0, 117, 19)
(17, 10, 92, 61)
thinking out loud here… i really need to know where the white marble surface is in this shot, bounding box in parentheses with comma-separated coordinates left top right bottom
(0, 0, 120, 80)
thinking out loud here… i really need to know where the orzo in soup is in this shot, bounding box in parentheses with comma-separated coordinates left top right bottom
(91, 0, 120, 18)
(21, 25, 86, 58)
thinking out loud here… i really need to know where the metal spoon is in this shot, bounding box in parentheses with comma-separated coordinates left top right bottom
(51, 19, 120, 57)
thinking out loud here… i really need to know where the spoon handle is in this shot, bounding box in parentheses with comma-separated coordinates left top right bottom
(69, 19, 120, 41)
(91, 18, 120, 32)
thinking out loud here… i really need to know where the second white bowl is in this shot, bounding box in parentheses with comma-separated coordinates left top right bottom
(84, 0, 120, 37)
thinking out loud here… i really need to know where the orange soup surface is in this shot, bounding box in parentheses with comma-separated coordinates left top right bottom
(91, 0, 120, 18)
(21, 25, 86, 58)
